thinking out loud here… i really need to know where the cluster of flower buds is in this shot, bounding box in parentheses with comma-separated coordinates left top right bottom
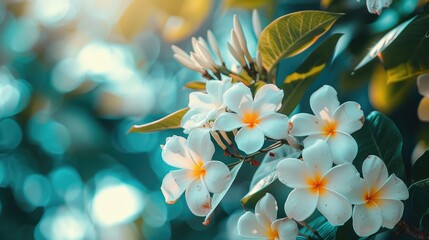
(172, 10, 265, 82)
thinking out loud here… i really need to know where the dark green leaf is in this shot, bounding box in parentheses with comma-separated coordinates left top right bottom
(279, 33, 343, 115)
(352, 111, 406, 181)
(258, 10, 343, 73)
(128, 108, 189, 133)
(409, 178, 429, 229)
(412, 151, 429, 182)
(299, 216, 336, 240)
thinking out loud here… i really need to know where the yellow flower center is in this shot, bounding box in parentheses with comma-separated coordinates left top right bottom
(193, 161, 206, 177)
(242, 112, 260, 128)
(307, 174, 327, 195)
(322, 120, 337, 137)
(266, 226, 279, 240)
(363, 187, 383, 207)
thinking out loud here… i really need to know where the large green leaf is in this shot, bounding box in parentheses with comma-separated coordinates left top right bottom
(409, 178, 429, 230)
(258, 10, 343, 73)
(280, 33, 343, 115)
(241, 145, 300, 206)
(351, 111, 406, 181)
(355, 13, 429, 83)
(128, 108, 188, 133)
(412, 151, 429, 182)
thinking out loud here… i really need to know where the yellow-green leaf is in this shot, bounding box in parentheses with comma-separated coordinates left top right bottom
(280, 33, 343, 115)
(184, 81, 206, 90)
(128, 108, 189, 133)
(258, 10, 343, 73)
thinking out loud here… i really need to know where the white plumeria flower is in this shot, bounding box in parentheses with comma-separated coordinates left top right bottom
(213, 83, 289, 154)
(181, 78, 233, 133)
(237, 193, 299, 240)
(289, 85, 364, 164)
(277, 140, 360, 226)
(359, 0, 393, 15)
(417, 73, 429, 121)
(160, 129, 232, 216)
(349, 155, 409, 237)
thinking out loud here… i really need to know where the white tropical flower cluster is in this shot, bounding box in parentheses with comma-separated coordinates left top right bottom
(160, 11, 408, 240)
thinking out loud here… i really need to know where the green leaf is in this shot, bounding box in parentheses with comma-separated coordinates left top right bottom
(128, 108, 189, 133)
(258, 10, 343, 73)
(184, 81, 206, 90)
(409, 178, 429, 229)
(279, 33, 342, 115)
(241, 145, 300, 206)
(352, 111, 406, 181)
(298, 216, 336, 240)
(412, 151, 429, 182)
(355, 13, 429, 83)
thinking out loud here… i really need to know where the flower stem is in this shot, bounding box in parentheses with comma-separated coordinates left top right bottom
(395, 220, 429, 239)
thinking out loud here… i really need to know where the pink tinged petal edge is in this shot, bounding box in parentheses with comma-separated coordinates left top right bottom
(212, 112, 243, 131)
(333, 101, 364, 134)
(223, 82, 253, 115)
(255, 193, 278, 228)
(237, 211, 267, 238)
(202, 161, 231, 193)
(352, 203, 383, 237)
(289, 113, 324, 137)
(277, 158, 311, 188)
(317, 190, 352, 226)
(272, 218, 299, 240)
(185, 178, 212, 217)
(309, 85, 340, 120)
(378, 199, 404, 229)
(162, 135, 195, 169)
(324, 163, 360, 195)
(235, 125, 265, 154)
(161, 170, 196, 204)
(326, 131, 358, 165)
(378, 174, 409, 200)
(362, 155, 389, 192)
(187, 128, 215, 164)
(285, 188, 318, 222)
(203, 161, 243, 225)
(302, 140, 333, 177)
(253, 84, 284, 115)
(258, 113, 289, 139)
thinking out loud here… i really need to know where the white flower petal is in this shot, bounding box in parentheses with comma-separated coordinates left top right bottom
(290, 113, 324, 136)
(272, 218, 299, 240)
(253, 84, 284, 115)
(378, 174, 409, 200)
(207, 30, 223, 64)
(417, 73, 429, 97)
(258, 113, 289, 139)
(187, 128, 215, 164)
(317, 190, 352, 226)
(237, 211, 266, 238)
(378, 199, 404, 229)
(188, 92, 216, 110)
(185, 178, 211, 217)
(418, 97, 429, 121)
(333, 101, 364, 134)
(362, 155, 388, 191)
(352, 203, 383, 237)
(181, 108, 207, 133)
(223, 82, 253, 115)
(302, 140, 333, 176)
(277, 158, 311, 188)
(347, 178, 367, 205)
(235, 126, 265, 154)
(252, 9, 262, 38)
(327, 132, 358, 164)
(161, 170, 196, 204)
(302, 134, 325, 147)
(202, 161, 231, 193)
(206, 78, 232, 107)
(285, 188, 318, 221)
(213, 112, 243, 131)
(324, 163, 360, 194)
(366, 0, 392, 14)
(255, 193, 278, 228)
(310, 85, 340, 120)
(162, 135, 195, 169)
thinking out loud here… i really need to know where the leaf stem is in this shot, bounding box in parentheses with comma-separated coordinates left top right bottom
(395, 220, 429, 239)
